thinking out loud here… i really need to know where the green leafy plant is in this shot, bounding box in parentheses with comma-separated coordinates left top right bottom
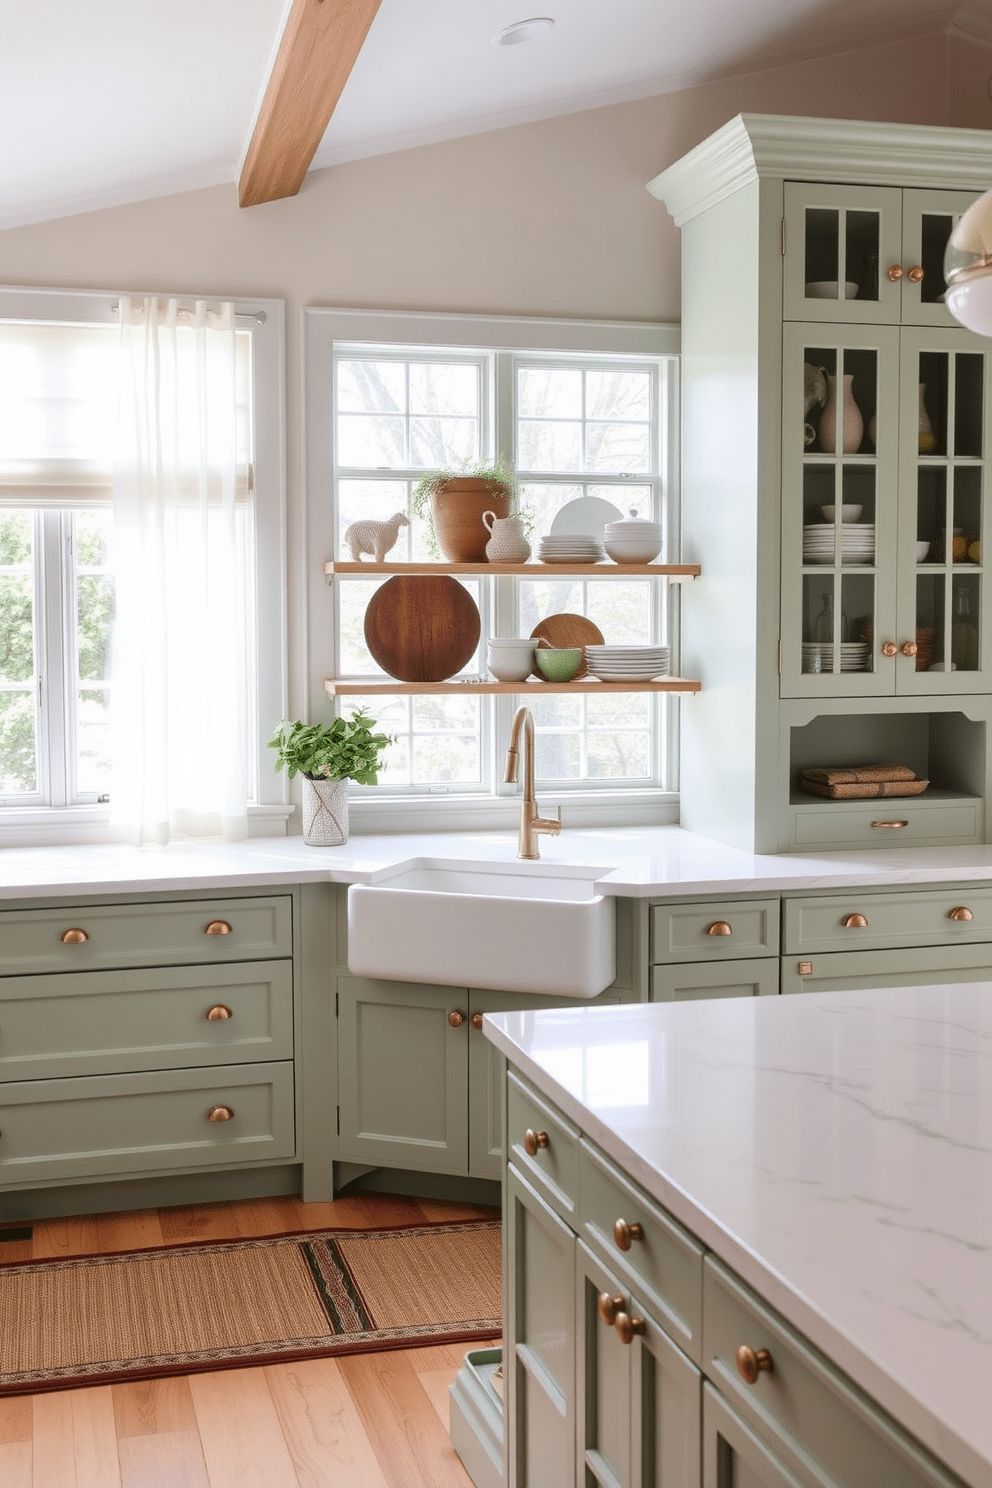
(268, 710, 391, 785)
(411, 456, 522, 555)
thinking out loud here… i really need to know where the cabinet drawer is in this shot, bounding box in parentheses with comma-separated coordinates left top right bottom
(0, 1062, 296, 1187)
(0, 896, 293, 976)
(781, 941, 992, 995)
(650, 900, 779, 963)
(507, 1071, 579, 1225)
(787, 798, 983, 851)
(703, 1259, 963, 1488)
(784, 885, 992, 954)
(580, 1140, 703, 1362)
(0, 961, 293, 1081)
(651, 958, 779, 1002)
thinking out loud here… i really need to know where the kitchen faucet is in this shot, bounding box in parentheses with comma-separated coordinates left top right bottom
(504, 705, 562, 859)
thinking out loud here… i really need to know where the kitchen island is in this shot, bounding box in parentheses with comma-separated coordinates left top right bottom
(482, 986, 992, 1488)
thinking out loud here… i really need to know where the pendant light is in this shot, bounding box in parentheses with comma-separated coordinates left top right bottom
(944, 190, 992, 334)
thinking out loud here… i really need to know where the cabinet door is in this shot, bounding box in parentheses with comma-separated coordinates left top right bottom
(896, 325, 992, 692)
(336, 975, 468, 1173)
(506, 1165, 576, 1488)
(901, 188, 982, 330)
(783, 182, 903, 325)
(633, 1292, 702, 1488)
(781, 940, 992, 995)
(577, 1241, 633, 1488)
(703, 1385, 805, 1488)
(468, 990, 563, 1181)
(651, 958, 779, 1002)
(781, 321, 901, 697)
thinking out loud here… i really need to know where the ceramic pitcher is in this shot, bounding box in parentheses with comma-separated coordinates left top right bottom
(483, 511, 531, 563)
(818, 373, 863, 454)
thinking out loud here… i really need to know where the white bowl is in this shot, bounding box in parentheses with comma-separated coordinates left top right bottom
(487, 638, 536, 681)
(916, 540, 930, 562)
(821, 505, 863, 522)
(603, 537, 662, 564)
(805, 280, 859, 299)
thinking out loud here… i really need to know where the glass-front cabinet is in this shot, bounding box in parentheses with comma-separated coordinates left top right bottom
(781, 183, 992, 700)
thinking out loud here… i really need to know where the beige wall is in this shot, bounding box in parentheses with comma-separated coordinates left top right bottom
(0, 30, 962, 717)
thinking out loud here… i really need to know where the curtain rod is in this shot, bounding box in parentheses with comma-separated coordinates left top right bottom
(109, 301, 266, 324)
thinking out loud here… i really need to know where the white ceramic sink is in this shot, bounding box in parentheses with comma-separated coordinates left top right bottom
(347, 861, 616, 997)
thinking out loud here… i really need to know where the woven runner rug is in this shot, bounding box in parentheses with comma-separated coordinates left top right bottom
(0, 1218, 502, 1396)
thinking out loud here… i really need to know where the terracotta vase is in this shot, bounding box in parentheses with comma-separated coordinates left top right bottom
(818, 373, 863, 454)
(430, 479, 511, 562)
(302, 777, 349, 846)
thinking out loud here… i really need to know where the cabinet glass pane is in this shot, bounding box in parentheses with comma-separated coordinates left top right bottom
(803, 207, 880, 305)
(951, 571, 981, 672)
(919, 212, 954, 306)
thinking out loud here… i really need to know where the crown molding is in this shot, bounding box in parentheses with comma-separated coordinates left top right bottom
(648, 113, 992, 226)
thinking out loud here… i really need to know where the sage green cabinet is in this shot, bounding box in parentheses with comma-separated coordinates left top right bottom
(703, 1385, 804, 1488)
(781, 940, 992, 996)
(651, 959, 779, 1002)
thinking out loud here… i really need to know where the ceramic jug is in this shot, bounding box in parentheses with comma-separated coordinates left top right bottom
(818, 373, 863, 454)
(483, 510, 531, 564)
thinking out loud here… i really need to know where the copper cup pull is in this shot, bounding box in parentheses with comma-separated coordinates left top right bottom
(886, 264, 904, 282)
(597, 1292, 624, 1326)
(615, 1312, 646, 1346)
(205, 920, 232, 936)
(881, 641, 898, 657)
(613, 1218, 644, 1252)
(524, 1128, 549, 1157)
(448, 1009, 465, 1028)
(471, 1012, 484, 1031)
(841, 913, 868, 929)
(872, 820, 908, 829)
(60, 928, 89, 944)
(706, 921, 733, 937)
(907, 265, 925, 283)
(736, 1344, 773, 1384)
(206, 1005, 233, 1021)
(208, 1105, 234, 1122)
(900, 641, 918, 656)
(949, 906, 974, 922)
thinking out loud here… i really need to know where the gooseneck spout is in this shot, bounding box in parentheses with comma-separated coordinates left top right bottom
(504, 705, 562, 859)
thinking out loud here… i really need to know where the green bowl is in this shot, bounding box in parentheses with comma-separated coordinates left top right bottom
(536, 646, 582, 682)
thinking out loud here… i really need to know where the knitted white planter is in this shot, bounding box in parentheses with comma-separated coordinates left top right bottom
(302, 777, 349, 846)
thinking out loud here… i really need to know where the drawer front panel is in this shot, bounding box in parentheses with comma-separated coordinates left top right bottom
(651, 958, 780, 1002)
(781, 941, 992, 995)
(784, 885, 992, 955)
(0, 1062, 296, 1186)
(788, 799, 983, 850)
(703, 1259, 962, 1488)
(507, 1072, 580, 1225)
(580, 1140, 703, 1362)
(0, 896, 293, 976)
(0, 961, 294, 1080)
(650, 900, 779, 964)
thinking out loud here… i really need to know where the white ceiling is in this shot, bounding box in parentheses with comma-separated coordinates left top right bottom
(0, 0, 986, 232)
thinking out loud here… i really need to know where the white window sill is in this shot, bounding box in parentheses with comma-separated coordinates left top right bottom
(0, 802, 295, 849)
(345, 790, 679, 836)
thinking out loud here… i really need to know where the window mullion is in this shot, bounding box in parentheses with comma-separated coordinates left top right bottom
(37, 511, 69, 806)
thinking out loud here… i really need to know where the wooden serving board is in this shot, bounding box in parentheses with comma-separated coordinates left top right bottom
(364, 575, 481, 682)
(530, 613, 605, 679)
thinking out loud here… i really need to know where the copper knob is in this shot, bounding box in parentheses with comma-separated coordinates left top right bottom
(881, 641, 898, 657)
(615, 1312, 646, 1346)
(524, 1128, 549, 1157)
(887, 264, 904, 282)
(949, 906, 974, 921)
(736, 1344, 773, 1384)
(448, 1009, 465, 1028)
(205, 920, 232, 936)
(613, 1218, 644, 1252)
(60, 928, 89, 944)
(871, 820, 908, 829)
(907, 265, 925, 283)
(841, 912, 868, 928)
(597, 1292, 624, 1326)
(208, 1105, 234, 1122)
(706, 921, 733, 937)
(471, 1012, 484, 1031)
(900, 641, 918, 656)
(206, 1005, 233, 1021)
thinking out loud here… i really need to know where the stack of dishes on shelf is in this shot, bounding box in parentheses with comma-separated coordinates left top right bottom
(584, 644, 670, 682)
(537, 534, 605, 564)
(801, 641, 871, 673)
(802, 524, 875, 564)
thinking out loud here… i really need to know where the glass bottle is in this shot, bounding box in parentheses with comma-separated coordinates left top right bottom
(951, 586, 979, 671)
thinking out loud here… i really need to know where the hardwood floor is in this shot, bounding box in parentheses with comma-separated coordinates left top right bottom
(0, 1192, 498, 1487)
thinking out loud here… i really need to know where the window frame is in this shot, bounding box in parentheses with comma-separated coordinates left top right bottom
(304, 307, 682, 833)
(0, 284, 289, 845)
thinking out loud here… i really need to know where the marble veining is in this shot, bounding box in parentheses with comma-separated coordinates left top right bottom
(485, 986, 992, 1488)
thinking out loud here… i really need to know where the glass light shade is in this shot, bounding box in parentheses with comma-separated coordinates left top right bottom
(945, 273, 992, 336)
(944, 188, 992, 334)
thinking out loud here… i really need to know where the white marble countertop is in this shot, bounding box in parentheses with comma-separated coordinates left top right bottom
(6, 825, 992, 900)
(485, 989, 992, 1488)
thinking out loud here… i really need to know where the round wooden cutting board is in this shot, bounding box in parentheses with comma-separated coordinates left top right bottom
(364, 575, 481, 681)
(530, 613, 605, 679)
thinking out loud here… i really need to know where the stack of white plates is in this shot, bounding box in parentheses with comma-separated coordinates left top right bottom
(803, 524, 875, 564)
(585, 645, 670, 682)
(801, 642, 871, 673)
(538, 535, 605, 564)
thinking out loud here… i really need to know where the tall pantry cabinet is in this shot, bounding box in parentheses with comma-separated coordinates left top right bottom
(650, 115, 992, 854)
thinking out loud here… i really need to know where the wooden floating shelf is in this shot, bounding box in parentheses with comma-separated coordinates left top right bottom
(324, 678, 701, 696)
(324, 560, 700, 579)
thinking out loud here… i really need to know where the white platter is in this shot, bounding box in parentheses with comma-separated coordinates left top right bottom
(549, 496, 624, 537)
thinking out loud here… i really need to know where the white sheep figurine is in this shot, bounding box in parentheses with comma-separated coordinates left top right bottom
(343, 511, 410, 562)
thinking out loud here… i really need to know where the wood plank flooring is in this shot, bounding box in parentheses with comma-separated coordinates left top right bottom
(0, 1193, 498, 1487)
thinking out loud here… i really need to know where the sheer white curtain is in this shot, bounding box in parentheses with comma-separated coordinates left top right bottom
(111, 297, 249, 844)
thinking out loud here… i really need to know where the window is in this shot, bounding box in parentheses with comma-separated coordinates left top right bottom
(305, 309, 680, 830)
(0, 288, 287, 841)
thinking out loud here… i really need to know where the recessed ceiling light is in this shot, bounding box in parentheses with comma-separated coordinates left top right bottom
(493, 16, 555, 46)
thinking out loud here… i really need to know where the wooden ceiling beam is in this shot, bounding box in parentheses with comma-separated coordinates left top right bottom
(239, 0, 382, 208)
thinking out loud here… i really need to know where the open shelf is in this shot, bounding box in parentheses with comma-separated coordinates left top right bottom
(324, 560, 700, 579)
(324, 677, 701, 697)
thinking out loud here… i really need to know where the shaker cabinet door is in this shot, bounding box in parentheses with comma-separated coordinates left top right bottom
(900, 188, 983, 329)
(783, 181, 903, 325)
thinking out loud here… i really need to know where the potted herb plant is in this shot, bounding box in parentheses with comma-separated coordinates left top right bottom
(268, 709, 391, 846)
(412, 457, 517, 562)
